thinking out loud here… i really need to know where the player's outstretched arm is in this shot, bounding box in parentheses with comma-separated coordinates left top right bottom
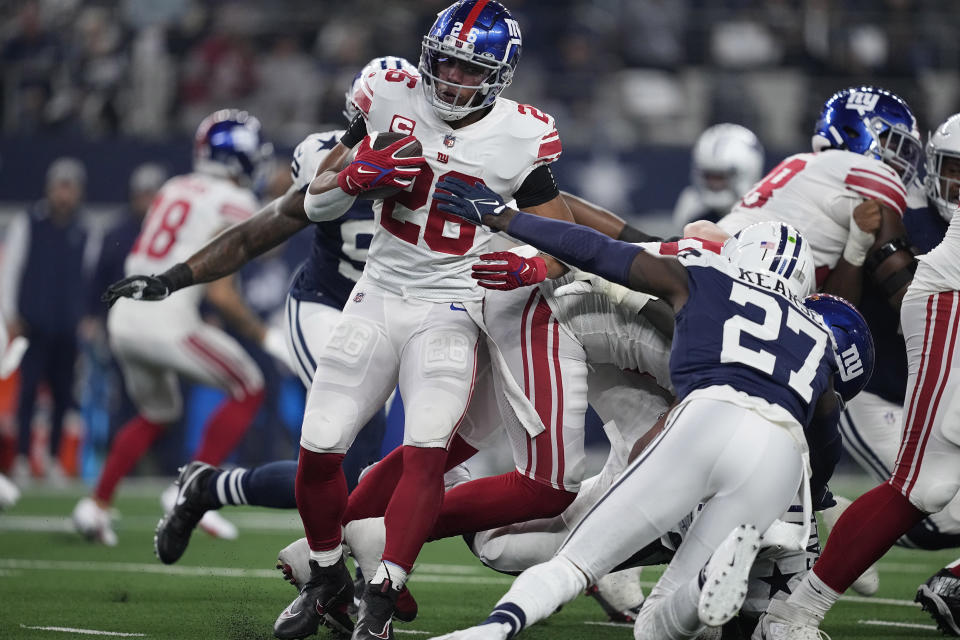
(102, 189, 309, 306)
(433, 178, 688, 308)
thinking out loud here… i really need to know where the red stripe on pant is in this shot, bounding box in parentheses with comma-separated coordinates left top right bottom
(184, 335, 252, 397)
(519, 290, 539, 475)
(524, 296, 566, 490)
(891, 292, 959, 497)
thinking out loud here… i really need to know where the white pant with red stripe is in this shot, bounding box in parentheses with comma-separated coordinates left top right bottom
(107, 298, 264, 424)
(299, 277, 480, 453)
(890, 291, 960, 514)
(484, 287, 590, 492)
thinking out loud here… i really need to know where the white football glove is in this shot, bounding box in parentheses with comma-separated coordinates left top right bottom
(553, 269, 655, 315)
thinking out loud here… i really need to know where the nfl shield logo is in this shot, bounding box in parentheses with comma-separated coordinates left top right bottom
(443, 134, 456, 148)
(353, 292, 365, 303)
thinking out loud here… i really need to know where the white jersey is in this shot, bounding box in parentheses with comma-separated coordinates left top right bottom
(124, 172, 258, 309)
(907, 210, 960, 298)
(353, 67, 561, 301)
(718, 150, 907, 270)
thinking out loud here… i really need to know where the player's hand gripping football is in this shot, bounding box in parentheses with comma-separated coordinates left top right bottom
(472, 251, 547, 291)
(337, 133, 424, 196)
(102, 274, 172, 306)
(433, 176, 508, 226)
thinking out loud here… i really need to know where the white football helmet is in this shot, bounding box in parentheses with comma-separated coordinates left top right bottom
(723, 221, 816, 298)
(691, 124, 765, 213)
(343, 56, 418, 122)
(925, 112, 960, 222)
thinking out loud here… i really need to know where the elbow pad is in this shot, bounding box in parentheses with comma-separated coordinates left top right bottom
(303, 187, 357, 222)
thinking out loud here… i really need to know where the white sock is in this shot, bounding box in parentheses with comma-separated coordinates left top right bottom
(372, 560, 407, 590)
(494, 556, 587, 629)
(633, 587, 703, 640)
(787, 571, 839, 619)
(309, 546, 343, 567)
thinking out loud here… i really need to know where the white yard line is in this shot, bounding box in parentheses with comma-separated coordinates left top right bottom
(858, 619, 939, 631)
(19, 624, 146, 636)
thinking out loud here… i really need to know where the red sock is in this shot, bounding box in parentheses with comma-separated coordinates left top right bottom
(948, 564, 960, 578)
(815, 482, 926, 592)
(343, 435, 476, 524)
(193, 389, 263, 465)
(429, 470, 575, 540)
(94, 415, 166, 503)
(296, 447, 347, 551)
(381, 446, 448, 571)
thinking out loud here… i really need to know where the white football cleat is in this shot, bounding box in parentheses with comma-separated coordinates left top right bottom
(698, 524, 761, 627)
(751, 599, 830, 640)
(820, 496, 878, 596)
(72, 497, 118, 546)
(276, 536, 311, 590)
(430, 622, 511, 640)
(0, 473, 20, 509)
(587, 566, 645, 622)
(160, 481, 238, 540)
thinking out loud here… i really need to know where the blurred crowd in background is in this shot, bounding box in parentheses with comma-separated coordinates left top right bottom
(0, 0, 957, 485)
(3, 0, 959, 149)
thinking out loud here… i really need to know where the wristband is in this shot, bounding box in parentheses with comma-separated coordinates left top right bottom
(159, 263, 194, 293)
(842, 224, 875, 267)
(864, 237, 913, 274)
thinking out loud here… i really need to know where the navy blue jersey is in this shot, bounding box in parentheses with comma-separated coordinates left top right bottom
(670, 250, 835, 426)
(859, 202, 947, 403)
(287, 130, 375, 309)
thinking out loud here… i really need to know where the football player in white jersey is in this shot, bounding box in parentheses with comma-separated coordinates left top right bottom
(270, 2, 583, 637)
(73, 110, 273, 547)
(694, 87, 920, 312)
(672, 123, 764, 230)
(753, 114, 960, 640)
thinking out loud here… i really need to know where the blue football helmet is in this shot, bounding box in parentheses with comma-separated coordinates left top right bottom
(812, 86, 922, 185)
(803, 293, 875, 403)
(193, 109, 272, 185)
(419, 0, 522, 121)
(343, 56, 418, 122)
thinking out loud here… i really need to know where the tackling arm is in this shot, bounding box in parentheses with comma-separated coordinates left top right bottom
(518, 194, 575, 279)
(482, 209, 689, 309)
(807, 384, 843, 510)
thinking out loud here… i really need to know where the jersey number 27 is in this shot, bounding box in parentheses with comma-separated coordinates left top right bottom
(721, 282, 827, 402)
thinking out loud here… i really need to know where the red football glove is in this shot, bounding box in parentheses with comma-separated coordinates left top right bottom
(472, 252, 548, 290)
(337, 134, 424, 196)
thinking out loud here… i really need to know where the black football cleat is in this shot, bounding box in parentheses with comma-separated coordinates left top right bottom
(275, 557, 355, 639)
(916, 569, 960, 637)
(352, 579, 399, 640)
(154, 461, 219, 564)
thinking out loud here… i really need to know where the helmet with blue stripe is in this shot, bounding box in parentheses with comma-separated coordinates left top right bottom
(419, 0, 522, 121)
(193, 109, 271, 186)
(344, 56, 418, 122)
(812, 86, 922, 185)
(803, 293, 875, 402)
(723, 221, 816, 298)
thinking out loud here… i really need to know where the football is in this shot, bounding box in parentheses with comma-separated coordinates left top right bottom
(355, 131, 423, 201)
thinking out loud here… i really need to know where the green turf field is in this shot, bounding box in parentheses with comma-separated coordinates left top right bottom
(0, 478, 954, 639)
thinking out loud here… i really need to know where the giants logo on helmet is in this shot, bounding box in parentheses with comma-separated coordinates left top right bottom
(838, 344, 865, 381)
(845, 91, 881, 115)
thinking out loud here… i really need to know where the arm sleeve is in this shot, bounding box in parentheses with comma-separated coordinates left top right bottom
(505, 212, 643, 287)
(807, 392, 843, 506)
(0, 213, 29, 320)
(513, 165, 560, 209)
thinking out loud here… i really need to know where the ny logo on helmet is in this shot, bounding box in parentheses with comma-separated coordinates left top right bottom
(845, 91, 880, 115)
(838, 344, 865, 381)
